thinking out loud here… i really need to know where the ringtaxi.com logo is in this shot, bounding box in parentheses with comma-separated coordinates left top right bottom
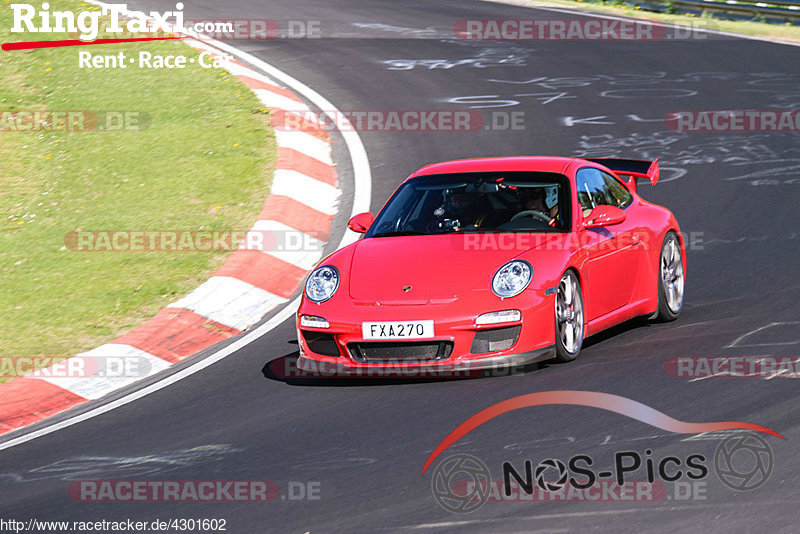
(5, 5, 322, 53)
(9, 2, 185, 41)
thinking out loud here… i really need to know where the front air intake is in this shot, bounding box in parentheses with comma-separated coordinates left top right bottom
(470, 325, 521, 354)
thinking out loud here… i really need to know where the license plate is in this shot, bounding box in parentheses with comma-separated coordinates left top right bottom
(362, 320, 434, 340)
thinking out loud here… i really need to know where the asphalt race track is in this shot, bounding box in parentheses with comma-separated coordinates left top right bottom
(3, 1, 800, 531)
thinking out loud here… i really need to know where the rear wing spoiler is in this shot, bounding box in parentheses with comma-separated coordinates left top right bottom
(584, 158, 660, 187)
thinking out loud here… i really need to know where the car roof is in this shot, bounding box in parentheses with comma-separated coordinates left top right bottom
(408, 156, 584, 180)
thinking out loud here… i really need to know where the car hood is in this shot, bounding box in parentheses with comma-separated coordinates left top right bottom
(346, 233, 561, 303)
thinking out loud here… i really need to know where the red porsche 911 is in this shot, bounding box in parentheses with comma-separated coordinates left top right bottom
(296, 156, 685, 373)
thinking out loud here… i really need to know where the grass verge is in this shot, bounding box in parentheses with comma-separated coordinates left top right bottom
(0, 0, 275, 379)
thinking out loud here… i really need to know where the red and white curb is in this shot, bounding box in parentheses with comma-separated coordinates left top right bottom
(0, 39, 339, 434)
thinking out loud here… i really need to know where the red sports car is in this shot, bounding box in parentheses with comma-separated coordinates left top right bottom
(296, 156, 685, 374)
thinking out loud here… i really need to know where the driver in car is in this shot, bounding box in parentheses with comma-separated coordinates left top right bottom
(437, 189, 488, 231)
(524, 188, 557, 218)
(510, 187, 559, 228)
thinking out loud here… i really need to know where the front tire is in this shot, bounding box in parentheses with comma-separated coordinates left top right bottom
(653, 231, 685, 322)
(553, 270, 584, 362)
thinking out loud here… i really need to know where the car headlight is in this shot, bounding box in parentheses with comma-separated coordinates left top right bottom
(491, 260, 532, 298)
(305, 265, 339, 303)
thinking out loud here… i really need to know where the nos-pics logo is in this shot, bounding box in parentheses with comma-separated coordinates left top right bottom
(431, 433, 774, 513)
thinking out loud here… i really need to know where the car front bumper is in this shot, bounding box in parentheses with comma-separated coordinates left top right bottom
(295, 288, 556, 376)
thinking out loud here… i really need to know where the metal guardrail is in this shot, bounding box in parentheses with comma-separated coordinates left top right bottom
(744, 0, 800, 6)
(630, 0, 800, 22)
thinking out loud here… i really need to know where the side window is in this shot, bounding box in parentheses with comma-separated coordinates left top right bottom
(576, 167, 608, 217)
(601, 172, 633, 209)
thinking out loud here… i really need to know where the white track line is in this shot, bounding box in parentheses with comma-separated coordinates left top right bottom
(0, 296, 301, 451)
(270, 169, 341, 215)
(29, 344, 171, 400)
(169, 276, 289, 331)
(194, 35, 373, 245)
(273, 130, 333, 164)
(250, 220, 326, 270)
(254, 89, 308, 112)
(0, 4, 371, 450)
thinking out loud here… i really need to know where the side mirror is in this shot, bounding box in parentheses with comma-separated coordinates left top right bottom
(583, 205, 626, 229)
(348, 212, 374, 234)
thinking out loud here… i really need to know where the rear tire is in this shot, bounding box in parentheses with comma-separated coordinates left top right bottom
(653, 231, 684, 322)
(553, 270, 584, 362)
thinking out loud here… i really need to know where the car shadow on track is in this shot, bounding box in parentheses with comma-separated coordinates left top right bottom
(263, 318, 655, 386)
(262, 352, 548, 387)
(581, 317, 656, 351)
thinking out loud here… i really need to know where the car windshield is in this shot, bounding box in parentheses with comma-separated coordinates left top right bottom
(366, 171, 570, 237)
